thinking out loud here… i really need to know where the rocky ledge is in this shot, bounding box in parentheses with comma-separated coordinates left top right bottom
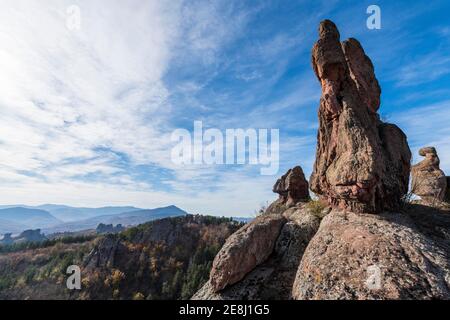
(194, 204, 450, 300)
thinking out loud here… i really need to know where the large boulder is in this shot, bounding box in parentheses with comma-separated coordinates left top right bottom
(309, 20, 411, 213)
(411, 147, 447, 204)
(208, 214, 286, 292)
(193, 206, 323, 300)
(293, 208, 450, 299)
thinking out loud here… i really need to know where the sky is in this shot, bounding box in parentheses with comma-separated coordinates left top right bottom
(0, 0, 449, 216)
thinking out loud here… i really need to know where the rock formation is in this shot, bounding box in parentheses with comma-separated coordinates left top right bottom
(293, 208, 450, 299)
(96, 223, 125, 234)
(411, 147, 447, 204)
(266, 166, 310, 214)
(0, 230, 47, 245)
(0, 233, 13, 245)
(193, 204, 324, 300)
(309, 20, 411, 214)
(204, 165, 312, 293)
(273, 166, 310, 205)
(196, 201, 450, 300)
(194, 20, 450, 301)
(84, 234, 124, 269)
(209, 214, 286, 292)
(10, 229, 47, 244)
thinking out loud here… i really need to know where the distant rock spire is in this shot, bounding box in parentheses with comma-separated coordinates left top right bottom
(411, 147, 447, 203)
(272, 166, 310, 206)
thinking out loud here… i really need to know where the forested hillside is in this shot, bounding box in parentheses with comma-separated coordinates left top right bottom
(0, 215, 242, 300)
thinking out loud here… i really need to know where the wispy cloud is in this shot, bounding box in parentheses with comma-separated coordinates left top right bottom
(0, 0, 281, 215)
(395, 53, 450, 87)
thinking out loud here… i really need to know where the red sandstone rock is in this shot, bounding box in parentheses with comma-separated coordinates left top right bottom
(411, 147, 447, 204)
(273, 166, 310, 206)
(266, 166, 310, 215)
(209, 214, 286, 292)
(309, 20, 411, 213)
(292, 208, 450, 299)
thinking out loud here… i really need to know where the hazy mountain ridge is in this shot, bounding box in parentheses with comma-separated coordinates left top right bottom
(42, 206, 189, 234)
(0, 205, 185, 235)
(0, 208, 62, 234)
(39, 205, 143, 222)
(0, 204, 252, 236)
(0, 218, 28, 235)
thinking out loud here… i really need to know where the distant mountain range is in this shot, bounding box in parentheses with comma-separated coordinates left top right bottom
(0, 205, 188, 235)
(0, 204, 142, 222)
(0, 207, 62, 234)
(42, 206, 188, 234)
(0, 218, 29, 235)
(0, 204, 253, 237)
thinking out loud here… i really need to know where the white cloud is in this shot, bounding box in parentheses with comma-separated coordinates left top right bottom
(0, 0, 287, 216)
(0, 2, 176, 196)
(0, 0, 180, 173)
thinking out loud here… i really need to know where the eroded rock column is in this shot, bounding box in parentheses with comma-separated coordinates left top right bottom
(309, 20, 411, 213)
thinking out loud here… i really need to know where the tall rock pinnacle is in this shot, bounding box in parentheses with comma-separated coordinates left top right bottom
(309, 20, 411, 213)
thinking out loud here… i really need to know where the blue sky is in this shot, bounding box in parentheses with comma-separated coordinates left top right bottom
(0, 0, 449, 216)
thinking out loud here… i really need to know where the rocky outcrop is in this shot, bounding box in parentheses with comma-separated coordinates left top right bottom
(13, 229, 47, 243)
(203, 166, 314, 294)
(84, 234, 124, 269)
(273, 166, 310, 206)
(309, 20, 411, 213)
(0, 233, 13, 245)
(208, 214, 286, 292)
(195, 204, 450, 300)
(96, 223, 125, 234)
(412, 147, 447, 204)
(0, 230, 47, 245)
(193, 205, 323, 300)
(266, 166, 310, 214)
(293, 207, 450, 299)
